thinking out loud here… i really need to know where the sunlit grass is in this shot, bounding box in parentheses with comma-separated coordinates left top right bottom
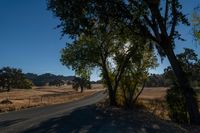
(0, 85, 103, 112)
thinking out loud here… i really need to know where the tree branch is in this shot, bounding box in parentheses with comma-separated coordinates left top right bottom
(170, 0, 178, 40)
(133, 80, 146, 103)
(144, 0, 168, 37)
(164, 0, 169, 27)
(143, 15, 161, 43)
(113, 46, 136, 93)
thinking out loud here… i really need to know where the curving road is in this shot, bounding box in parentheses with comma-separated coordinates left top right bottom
(0, 91, 106, 133)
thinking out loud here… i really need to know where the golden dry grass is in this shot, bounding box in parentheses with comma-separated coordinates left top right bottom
(138, 87, 169, 119)
(0, 84, 104, 112)
(139, 87, 168, 101)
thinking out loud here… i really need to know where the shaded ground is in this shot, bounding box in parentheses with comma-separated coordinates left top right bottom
(22, 105, 200, 133)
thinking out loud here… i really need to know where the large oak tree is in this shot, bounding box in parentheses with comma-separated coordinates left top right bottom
(48, 0, 200, 124)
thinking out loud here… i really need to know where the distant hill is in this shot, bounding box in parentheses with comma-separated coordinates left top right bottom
(24, 73, 76, 86)
(25, 73, 38, 81)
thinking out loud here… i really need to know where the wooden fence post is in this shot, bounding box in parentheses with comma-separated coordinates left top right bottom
(29, 97, 31, 106)
(41, 96, 43, 104)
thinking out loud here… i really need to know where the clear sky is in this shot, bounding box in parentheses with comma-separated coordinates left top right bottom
(0, 0, 200, 81)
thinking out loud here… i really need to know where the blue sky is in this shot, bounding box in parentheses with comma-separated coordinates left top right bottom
(0, 0, 73, 76)
(0, 0, 200, 81)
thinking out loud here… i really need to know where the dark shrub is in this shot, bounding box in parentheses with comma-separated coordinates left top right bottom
(166, 82, 189, 123)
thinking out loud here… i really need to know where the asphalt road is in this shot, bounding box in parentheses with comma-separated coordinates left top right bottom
(0, 91, 106, 133)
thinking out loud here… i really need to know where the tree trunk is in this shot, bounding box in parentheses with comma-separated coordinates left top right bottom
(108, 88, 117, 106)
(163, 44, 200, 124)
(102, 64, 117, 106)
(80, 86, 83, 93)
(133, 81, 146, 104)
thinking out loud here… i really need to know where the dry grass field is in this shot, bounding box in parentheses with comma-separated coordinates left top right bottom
(139, 87, 168, 100)
(139, 87, 200, 103)
(0, 84, 105, 112)
(138, 87, 169, 119)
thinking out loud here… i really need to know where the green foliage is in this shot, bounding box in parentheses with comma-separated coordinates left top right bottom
(166, 82, 189, 123)
(58, 8, 152, 104)
(0, 67, 32, 91)
(48, 0, 159, 106)
(18, 79, 33, 89)
(192, 5, 200, 43)
(47, 0, 128, 39)
(118, 46, 157, 108)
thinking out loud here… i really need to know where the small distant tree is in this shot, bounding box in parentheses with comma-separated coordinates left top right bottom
(18, 79, 33, 89)
(49, 79, 65, 86)
(0, 67, 32, 91)
(72, 76, 91, 93)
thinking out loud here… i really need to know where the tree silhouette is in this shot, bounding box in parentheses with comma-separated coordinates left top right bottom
(49, 79, 65, 86)
(164, 48, 200, 87)
(72, 77, 91, 93)
(0, 67, 32, 91)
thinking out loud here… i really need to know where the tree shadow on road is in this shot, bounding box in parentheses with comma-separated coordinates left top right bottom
(22, 105, 189, 133)
(0, 118, 27, 128)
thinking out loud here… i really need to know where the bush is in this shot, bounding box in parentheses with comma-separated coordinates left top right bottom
(19, 79, 33, 89)
(166, 82, 189, 123)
